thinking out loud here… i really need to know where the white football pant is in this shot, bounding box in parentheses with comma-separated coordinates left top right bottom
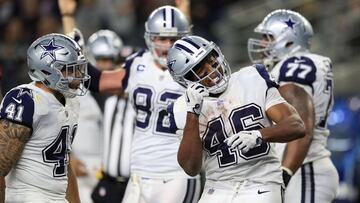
(198, 180, 283, 203)
(122, 173, 201, 203)
(284, 157, 339, 203)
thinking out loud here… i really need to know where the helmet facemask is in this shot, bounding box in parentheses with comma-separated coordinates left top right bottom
(52, 58, 90, 98)
(183, 48, 231, 95)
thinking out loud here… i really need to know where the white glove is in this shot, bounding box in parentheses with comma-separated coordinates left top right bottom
(185, 83, 209, 115)
(225, 130, 263, 153)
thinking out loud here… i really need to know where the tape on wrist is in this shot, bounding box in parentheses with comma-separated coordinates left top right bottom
(281, 166, 294, 176)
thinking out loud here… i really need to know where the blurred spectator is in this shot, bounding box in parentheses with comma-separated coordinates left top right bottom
(0, 17, 29, 93)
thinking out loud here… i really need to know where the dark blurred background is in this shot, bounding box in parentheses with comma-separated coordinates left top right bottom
(0, 0, 359, 202)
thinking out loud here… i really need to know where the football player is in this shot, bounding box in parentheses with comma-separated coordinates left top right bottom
(119, 6, 201, 203)
(58, 0, 201, 202)
(248, 9, 339, 202)
(166, 35, 305, 203)
(0, 33, 89, 203)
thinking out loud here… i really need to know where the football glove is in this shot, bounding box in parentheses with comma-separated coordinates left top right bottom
(281, 166, 293, 187)
(225, 130, 263, 153)
(185, 83, 209, 115)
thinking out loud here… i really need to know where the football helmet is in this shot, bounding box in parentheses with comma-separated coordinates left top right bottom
(87, 29, 123, 62)
(248, 9, 313, 68)
(145, 5, 190, 67)
(27, 33, 90, 98)
(167, 36, 231, 94)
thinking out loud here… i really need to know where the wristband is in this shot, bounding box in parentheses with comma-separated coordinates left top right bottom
(281, 166, 294, 176)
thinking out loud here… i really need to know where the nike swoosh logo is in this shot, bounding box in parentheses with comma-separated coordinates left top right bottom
(257, 190, 270, 194)
(163, 179, 174, 184)
(12, 97, 22, 104)
(185, 93, 190, 103)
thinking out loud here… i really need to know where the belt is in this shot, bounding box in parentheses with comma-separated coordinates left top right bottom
(102, 171, 129, 183)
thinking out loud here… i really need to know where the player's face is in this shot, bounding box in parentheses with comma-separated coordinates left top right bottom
(260, 34, 274, 59)
(152, 36, 180, 58)
(61, 64, 87, 89)
(189, 53, 224, 88)
(96, 58, 115, 71)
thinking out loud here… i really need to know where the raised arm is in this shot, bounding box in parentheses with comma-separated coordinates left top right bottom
(278, 84, 315, 182)
(58, 0, 77, 34)
(175, 0, 191, 23)
(177, 84, 209, 176)
(0, 119, 31, 203)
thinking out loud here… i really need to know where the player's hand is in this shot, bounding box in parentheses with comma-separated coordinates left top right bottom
(58, 0, 77, 15)
(175, 0, 190, 10)
(70, 158, 88, 177)
(185, 83, 209, 115)
(225, 130, 263, 153)
(281, 166, 293, 187)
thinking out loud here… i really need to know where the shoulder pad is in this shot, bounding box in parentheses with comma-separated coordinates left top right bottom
(254, 64, 279, 89)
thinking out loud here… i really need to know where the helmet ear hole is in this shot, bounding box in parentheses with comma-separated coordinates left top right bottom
(285, 41, 294, 48)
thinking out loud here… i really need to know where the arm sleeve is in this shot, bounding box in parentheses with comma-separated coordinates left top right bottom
(87, 63, 101, 93)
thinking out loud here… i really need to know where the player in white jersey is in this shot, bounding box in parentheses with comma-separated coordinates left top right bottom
(248, 9, 339, 203)
(120, 6, 201, 203)
(0, 33, 90, 203)
(166, 35, 305, 203)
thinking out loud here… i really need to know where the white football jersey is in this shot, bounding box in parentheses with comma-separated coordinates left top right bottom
(123, 50, 190, 177)
(170, 65, 286, 183)
(0, 83, 79, 200)
(271, 51, 333, 163)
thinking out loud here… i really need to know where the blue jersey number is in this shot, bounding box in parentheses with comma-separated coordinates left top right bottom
(133, 86, 181, 135)
(203, 103, 270, 167)
(42, 125, 77, 177)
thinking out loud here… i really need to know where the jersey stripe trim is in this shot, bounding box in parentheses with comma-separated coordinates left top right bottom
(123, 49, 146, 90)
(117, 99, 129, 176)
(182, 178, 197, 203)
(309, 162, 315, 203)
(301, 165, 306, 203)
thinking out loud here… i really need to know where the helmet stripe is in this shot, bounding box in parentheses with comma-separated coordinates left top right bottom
(171, 8, 175, 27)
(162, 8, 166, 27)
(182, 38, 200, 49)
(175, 43, 194, 54)
(162, 7, 173, 28)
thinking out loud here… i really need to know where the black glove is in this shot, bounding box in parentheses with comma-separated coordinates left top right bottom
(282, 168, 292, 187)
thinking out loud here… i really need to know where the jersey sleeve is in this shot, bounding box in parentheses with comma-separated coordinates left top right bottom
(254, 64, 279, 89)
(167, 96, 187, 131)
(276, 56, 317, 94)
(87, 63, 101, 93)
(122, 49, 146, 90)
(265, 87, 286, 111)
(0, 87, 35, 129)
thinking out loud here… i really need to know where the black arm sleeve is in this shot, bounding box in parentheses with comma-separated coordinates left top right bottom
(87, 63, 101, 93)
